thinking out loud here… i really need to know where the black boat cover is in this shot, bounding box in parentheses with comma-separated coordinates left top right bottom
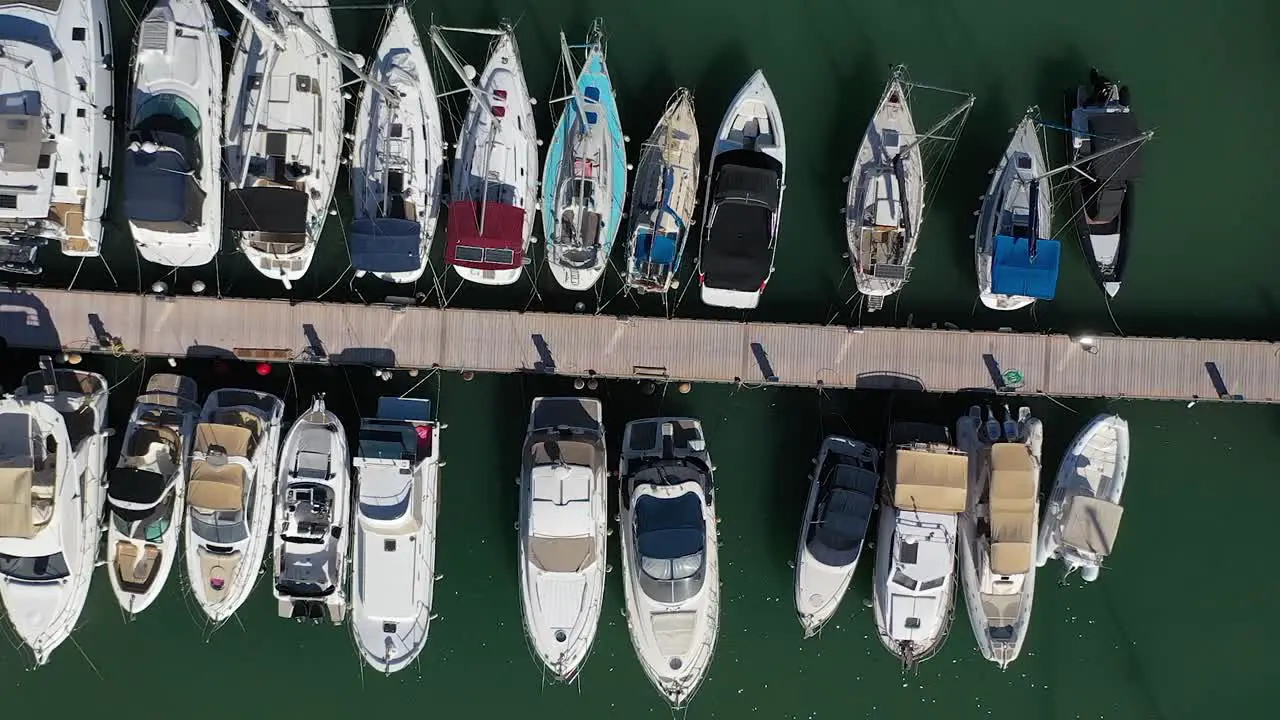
(806, 464, 877, 567)
(225, 186, 309, 234)
(107, 467, 168, 521)
(1085, 112, 1144, 185)
(702, 152, 783, 292)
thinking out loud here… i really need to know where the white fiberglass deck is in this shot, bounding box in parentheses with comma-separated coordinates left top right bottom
(0, 288, 1275, 404)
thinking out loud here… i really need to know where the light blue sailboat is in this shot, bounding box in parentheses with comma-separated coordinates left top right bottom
(540, 21, 627, 291)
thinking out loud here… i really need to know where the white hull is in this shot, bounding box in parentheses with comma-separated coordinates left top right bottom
(871, 504, 957, 661)
(107, 500, 180, 615)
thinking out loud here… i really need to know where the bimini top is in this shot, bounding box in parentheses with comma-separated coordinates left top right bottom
(991, 234, 1061, 299)
(445, 200, 525, 270)
(988, 443, 1037, 575)
(122, 133, 205, 230)
(1085, 111, 1144, 184)
(107, 467, 169, 521)
(703, 151, 782, 292)
(225, 187, 308, 234)
(349, 217, 423, 274)
(892, 447, 968, 514)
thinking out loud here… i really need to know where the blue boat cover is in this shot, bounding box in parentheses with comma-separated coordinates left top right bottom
(635, 492, 705, 559)
(991, 234, 1061, 299)
(123, 133, 204, 225)
(349, 217, 423, 273)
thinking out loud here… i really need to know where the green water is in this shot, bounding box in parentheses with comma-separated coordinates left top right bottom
(5, 0, 1280, 717)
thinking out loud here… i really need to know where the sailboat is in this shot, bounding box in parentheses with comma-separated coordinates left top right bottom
(106, 373, 199, 616)
(956, 405, 1041, 668)
(540, 22, 627, 292)
(0, 357, 109, 666)
(123, 0, 223, 268)
(518, 397, 608, 682)
(624, 89, 699, 295)
(1067, 68, 1152, 297)
(222, 0, 345, 287)
(618, 417, 720, 708)
(1037, 413, 1129, 582)
(975, 108, 1058, 311)
(348, 5, 446, 284)
(793, 435, 879, 638)
(351, 396, 442, 674)
(184, 388, 284, 623)
(273, 395, 350, 623)
(846, 67, 974, 311)
(432, 23, 538, 286)
(698, 70, 785, 310)
(872, 422, 968, 668)
(0, 0, 113, 273)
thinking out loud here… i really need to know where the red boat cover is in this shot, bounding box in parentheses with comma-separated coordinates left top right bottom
(445, 200, 526, 270)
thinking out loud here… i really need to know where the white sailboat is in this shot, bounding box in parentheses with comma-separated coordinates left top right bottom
(106, 373, 199, 616)
(846, 67, 973, 310)
(619, 418, 719, 708)
(956, 405, 1041, 668)
(123, 0, 223, 268)
(184, 388, 284, 623)
(0, 0, 113, 272)
(698, 70, 785, 310)
(432, 22, 538, 286)
(223, 0, 345, 287)
(0, 357, 109, 666)
(518, 397, 607, 682)
(273, 394, 350, 623)
(794, 435, 879, 638)
(1037, 413, 1129, 582)
(872, 422, 968, 668)
(348, 5, 446, 284)
(351, 396, 441, 674)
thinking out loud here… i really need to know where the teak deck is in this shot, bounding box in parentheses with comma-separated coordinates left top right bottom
(0, 288, 1275, 404)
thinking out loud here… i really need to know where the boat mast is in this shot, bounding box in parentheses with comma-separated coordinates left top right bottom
(1035, 129, 1154, 184)
(224, 0, 286, 188)
(429, 26, 492, 116)
(899, 93, 976, 155)
(223, 0, 286, 48)
(257, 0, 400, 105)
(558, 32, 592, 223)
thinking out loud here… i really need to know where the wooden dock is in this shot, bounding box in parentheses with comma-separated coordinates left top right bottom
(0, 288, 1275, 403)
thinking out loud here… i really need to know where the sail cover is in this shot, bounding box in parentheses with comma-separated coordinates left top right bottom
(991, 235, 1061, 299)
(445, 200, 525, 270)
(349, 217, 422, 273)
(225, 187, 308, 234)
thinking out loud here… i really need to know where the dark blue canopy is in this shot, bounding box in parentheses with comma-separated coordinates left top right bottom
(636, 492, 705, 559)
(349, 217, 423, 273)
(123, 134, 203, 225)
(992, 234, 1061, 299)
(807, 465, 877, 567)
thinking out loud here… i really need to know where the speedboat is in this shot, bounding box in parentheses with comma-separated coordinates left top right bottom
(624, 89, 699, 295)
(0, 0, 113, 272)
(1068, 69, 1151, 298)
(273, 394, 349, 623)
(351, 396, 441, 674)
(518, 397, 607, 682)
(872, 422, 968, 669)
(698, 70, 785, 310)
(433, 23, 538, 286)
(1037, 413, 1129, 582)
(975, 108, 1059, 311)
(107, 373, 199, 616)
(619, 417, 719, 708)
(956, 405, 1041, 668)
(540, 22, 627, 291)
(223, 0, 344, 287)
(184, 388, 284, 623)
(348, 5, 445, 284)
(123, 0, 223, 268)
(0, 357, 109, 666)
(794, 435, 879, 638)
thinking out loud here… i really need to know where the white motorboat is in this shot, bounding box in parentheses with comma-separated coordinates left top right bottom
(846, 68, 973, 311)
(106, 373, 198, 616)
(872, 422, 968, 668)
(619, 417, 719, 708)
(624, 89, 699, 295)
(794, 435, 879, 638)
(1037, 413, 1129, 582)
(0, 357, 109, 666)
(432, 23, 538, 286)
(956, 405, 1041, 668)
(223, 0, 345, 287)
(351, 396, 441, 674)
(123, 0, 223, 268)
(0, 0, 113, 272)
(518, 397, 607, 682)
(698, 70, 785, 309)
(974, 109, 1058, 311)
(184, 388, 284, 623)
(273, 394, 349, 623)
(348, 5, 446, 284)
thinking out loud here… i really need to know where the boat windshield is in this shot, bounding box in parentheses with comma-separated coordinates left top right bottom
(112, 496, 175, 542)
(641, 552, 703, 582)
(892, 569, 944, 591)
(188, 507, 248, 544)
(0, 552, 70, 582)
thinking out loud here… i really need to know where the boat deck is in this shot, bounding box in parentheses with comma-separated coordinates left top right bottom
(0, 288, 1274, 403)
